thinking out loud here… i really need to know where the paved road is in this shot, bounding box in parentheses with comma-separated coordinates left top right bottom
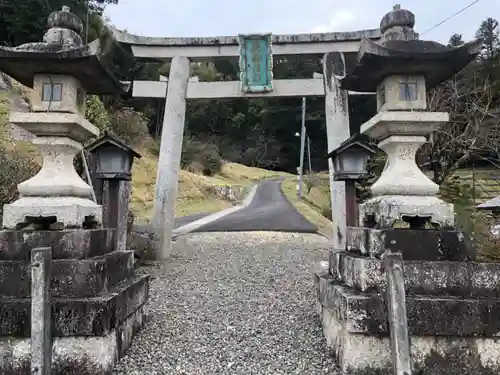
(133, 178, 318, 235)
(192, 178, 318, 233)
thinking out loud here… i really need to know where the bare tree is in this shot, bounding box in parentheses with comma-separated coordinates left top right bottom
(419, 74, 500, 185)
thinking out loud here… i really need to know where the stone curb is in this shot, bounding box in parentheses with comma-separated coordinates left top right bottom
(171, 183, 259, 238)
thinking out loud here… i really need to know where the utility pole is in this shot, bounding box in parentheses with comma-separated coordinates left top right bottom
(307, 135, 312, 172)
(298, 97, 306, 199)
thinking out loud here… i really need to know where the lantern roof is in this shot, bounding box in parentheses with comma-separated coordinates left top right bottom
(477, 196, 500, 211)
(340, 4, 483, 92)
(86, 130, 141, 159)
(328, 134, 376, 159)
(0, 6, 130, 95)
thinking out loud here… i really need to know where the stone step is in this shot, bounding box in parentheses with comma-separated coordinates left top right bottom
(331, 251, 500, 298)
(317, 273, 500, 337)
(0, 250, 135, 298)
(0, 274, 149, 338)
(346, 226, 472, 261)
(0, 228, 115, 261)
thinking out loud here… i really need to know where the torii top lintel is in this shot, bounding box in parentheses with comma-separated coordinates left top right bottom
(110, 28, 382, 60)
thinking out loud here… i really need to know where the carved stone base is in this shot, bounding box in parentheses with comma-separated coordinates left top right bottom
(0, 227, 150, 374)
(316, 287, 500, 375)
(359, 195, 454, 229)
(2, 197, 102, 229)
(316, 250, 500, 374)
(345, 227, 472, 261)
(0, 305, 146, 375)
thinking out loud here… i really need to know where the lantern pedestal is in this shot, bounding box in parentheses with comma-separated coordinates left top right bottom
(370, 135, 438, 196)
(2, 112, 101, 229)
(17, 137, 93, 197)
(358, 110, 454, 228)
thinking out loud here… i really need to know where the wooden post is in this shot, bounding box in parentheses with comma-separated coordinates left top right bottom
(323, 52, 350, 250)
(102, 179, 131, 251)
(383, 252, 413, 375)
(116, 180, 131, 250)
(88, 153, 104, 205)
(153, 55, 191, 261)
(31, 247, 52, 375)
(345, 180, 357, 227)
(102, 180, 111, 227)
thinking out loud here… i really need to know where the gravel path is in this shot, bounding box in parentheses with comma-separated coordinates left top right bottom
(113, 232, 337, 375)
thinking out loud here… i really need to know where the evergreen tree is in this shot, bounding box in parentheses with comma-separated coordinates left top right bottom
(475, 17, 499, 60)
(448, 33, 464, 47)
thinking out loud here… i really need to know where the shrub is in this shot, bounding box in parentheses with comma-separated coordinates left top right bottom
(85, 96, 150, 148)
(0, 147, 39, 222)
(303, 174, 322, 194)
(321, 205, 332, 220)
(181, 136, 223, 176)
(108, 107, 150, 147)
(85, 95, 110, 132)
(185, 161, 204, 174)
(151, 135, 223, 176)
(150, 138, 161, 156)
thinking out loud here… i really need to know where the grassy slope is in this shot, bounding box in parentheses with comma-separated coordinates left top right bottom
(281, 173, 333, 237)
(0, 92, 38, 156)
(131, 154, 291, 221)
(279, 167, 500, 239)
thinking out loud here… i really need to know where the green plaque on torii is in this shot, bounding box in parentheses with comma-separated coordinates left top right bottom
(238, 33, 273, 93)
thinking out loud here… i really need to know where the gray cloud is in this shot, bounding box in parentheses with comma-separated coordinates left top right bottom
(106, 0, 498, 43)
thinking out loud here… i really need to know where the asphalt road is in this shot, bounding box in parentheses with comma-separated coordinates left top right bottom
(192, 178, 318, 233)
(133, 178, 318, 235)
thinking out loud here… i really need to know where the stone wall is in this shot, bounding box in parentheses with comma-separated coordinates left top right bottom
(211, 185, 246, 202)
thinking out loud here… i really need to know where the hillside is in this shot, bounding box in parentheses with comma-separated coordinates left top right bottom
(0, 80, 306, 226)
(131, 153, 291, 220)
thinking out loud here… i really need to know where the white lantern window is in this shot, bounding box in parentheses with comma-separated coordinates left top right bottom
(399, 82, 417, 101)
(42, 83, 62, 102)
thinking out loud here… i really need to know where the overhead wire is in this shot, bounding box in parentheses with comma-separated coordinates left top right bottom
(420, 0, 482, 36)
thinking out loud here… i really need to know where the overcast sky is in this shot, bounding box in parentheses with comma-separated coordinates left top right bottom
(105, 0, 498, 44)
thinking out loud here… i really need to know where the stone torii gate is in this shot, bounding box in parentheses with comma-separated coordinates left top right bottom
(112, 29, 381, 260)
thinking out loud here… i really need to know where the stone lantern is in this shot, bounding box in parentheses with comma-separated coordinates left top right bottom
(328, 135, 376, 226)
(0, 6, 149, 374)
(315, 5, 500, 375)
(341, 5, 482, 230)
(0, 6, 130, 230)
